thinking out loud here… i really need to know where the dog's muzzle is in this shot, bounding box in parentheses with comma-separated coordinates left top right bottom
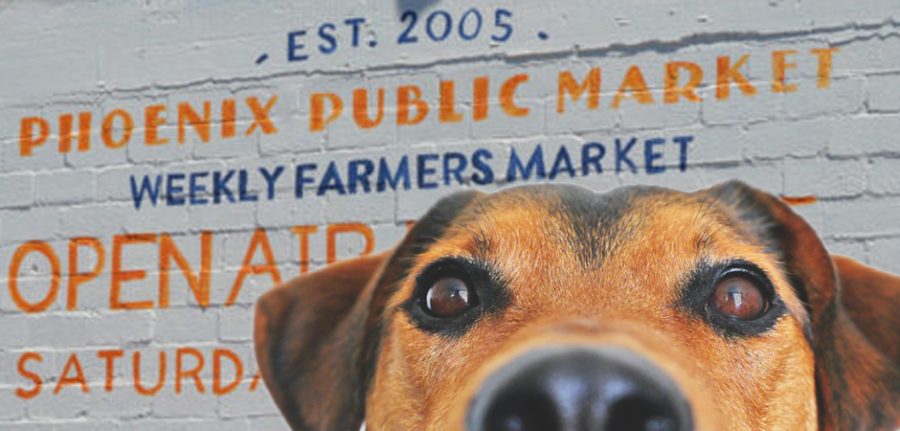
(466, 346, 693, 431)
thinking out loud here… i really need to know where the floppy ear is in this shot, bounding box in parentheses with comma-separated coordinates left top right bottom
(704, 181, 899, 431)
(831, 255, 900, 364)
(254, 190, 481, 431)
(254, 252, 390, 431)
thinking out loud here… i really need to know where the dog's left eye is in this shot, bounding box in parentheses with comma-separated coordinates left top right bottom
(708, 274, 767, 320)
(423, 277, 476, 318)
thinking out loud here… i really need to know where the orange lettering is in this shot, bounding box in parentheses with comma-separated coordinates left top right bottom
(612, 65, 655, 108)
(77, 112, 91, 152)
(101, 109, 134, 149)
(133, 351, 166, 396)
(8, 240, 60, 313)
(439, 80, 463, 123)
(664, 62, 703, 103)
(500, 74, 529, 117)
(473, 76, 489, 121)
(54, 353, 89, 394)
(221, 99, 237, 138)
(327, 223, 374, 263)
(213, 349, 244, 395)
(398, 85, 430, 125)
(67, 237, 105, 310)
(716, 54, 757, 99)
(291, 225, 318, 274)
(15, 352, 43, 399)
(353, 88, 385, 129)
(144, 104, 169, 145)
(310, 93, 343, 131)
(811, 48, 839, 89)
(19, 116, 49, 157)
(558, 68, 601, 113)
(245, 95, 279, 136)
(177, 101, 211, 143)
(59, 114, 73, 153)
(110, 233, 157, 310)
(159, 232, 212, 309)
(227, 228, 282, 305)
(772, 50, 799, 93)
(97, 349, 124, 392)
(175, 347, 205, 394)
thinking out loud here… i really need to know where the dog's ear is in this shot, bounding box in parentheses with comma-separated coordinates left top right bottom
(702, 180, 899, 431)
(254, 252, 389, 431)
(831, 255, 900, 363)
(254, 190, 481, 431)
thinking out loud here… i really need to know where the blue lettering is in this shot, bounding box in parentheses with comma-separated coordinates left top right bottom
(615, 138, 638, 174)
(317, 161, 346, 196)
(581, 142, 605, 176)
(673, 135, 693, 172)
(377, 157, 410, 192)
(189, 172, 209, 205)
(417, 154, 439, 189)
(287, 30, 309, 62)
(344, 17, 365, 47)
(238, 170, 258, 202)
(129, 175, 163, 209)
(213, 170, 235, 204)
(318, 23, 337, 54)
(644, 138, 666, 175)
(472, 149, 494, 185)
(348, 159, 375, 194)
(259, 166, 285, 200)
(443, 152, 468, 186)
(166, 173, 186, 206)
(549, 146, 576, 179)
(295, 163, 317, 198)
(507, 144, 546, 182)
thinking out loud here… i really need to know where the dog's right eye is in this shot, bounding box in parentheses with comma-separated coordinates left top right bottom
(423, 277, 476, 318)
(405, 256, 509, 337)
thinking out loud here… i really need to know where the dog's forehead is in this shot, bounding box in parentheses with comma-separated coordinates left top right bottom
(447, 184, 732, 260)
(400, 185, 790, 301)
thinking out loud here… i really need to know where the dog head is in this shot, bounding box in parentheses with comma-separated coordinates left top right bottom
(254, 181, 899, 430)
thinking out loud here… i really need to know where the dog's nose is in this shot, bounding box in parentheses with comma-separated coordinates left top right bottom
(467, 347, 693, 431)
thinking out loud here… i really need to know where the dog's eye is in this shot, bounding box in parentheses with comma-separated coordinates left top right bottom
(708, 274, 767, 320)
(424, 277, 476, 318)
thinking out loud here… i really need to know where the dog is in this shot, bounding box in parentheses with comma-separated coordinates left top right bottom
(254, 181, 899, 430)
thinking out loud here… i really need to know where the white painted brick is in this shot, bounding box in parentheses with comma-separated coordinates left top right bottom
(784, 157, 867, 198)
(868, 157, 900, 195)
(217, 307, 252, 343)
(744, 119, 829, 160)
(0, 207, 59, 244)
(154, 308, 217, 344)
(822, 198, 900, 237)
(0, 173, 35, 208)
(0, 386, 27, 420)
(867, 236, 900, 274)
(87, 384, 153, 419)
(217, 382, 280, 418)
(867, 73, 900, 113)
(827, 115, 900, 157)
(34, 170, 94, 205)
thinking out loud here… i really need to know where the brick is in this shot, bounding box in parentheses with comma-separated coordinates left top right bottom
(0, 173, 35, 208)
(868, 73, 900, 113)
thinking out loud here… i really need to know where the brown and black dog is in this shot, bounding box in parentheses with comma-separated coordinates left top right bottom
(254, 181, 899, 431)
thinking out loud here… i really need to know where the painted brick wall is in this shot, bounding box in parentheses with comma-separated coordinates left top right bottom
(1, 0, 899, 429)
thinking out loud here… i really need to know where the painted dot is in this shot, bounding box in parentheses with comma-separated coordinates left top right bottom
(255, 53, 269, 65)
(538, 31, 549, 40)
(369, 39, 378, 47)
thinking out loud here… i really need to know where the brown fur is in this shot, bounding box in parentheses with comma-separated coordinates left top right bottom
(254, 181, 900, 431)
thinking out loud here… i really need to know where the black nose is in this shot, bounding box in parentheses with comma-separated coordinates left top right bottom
(467, 347, 693, 431)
